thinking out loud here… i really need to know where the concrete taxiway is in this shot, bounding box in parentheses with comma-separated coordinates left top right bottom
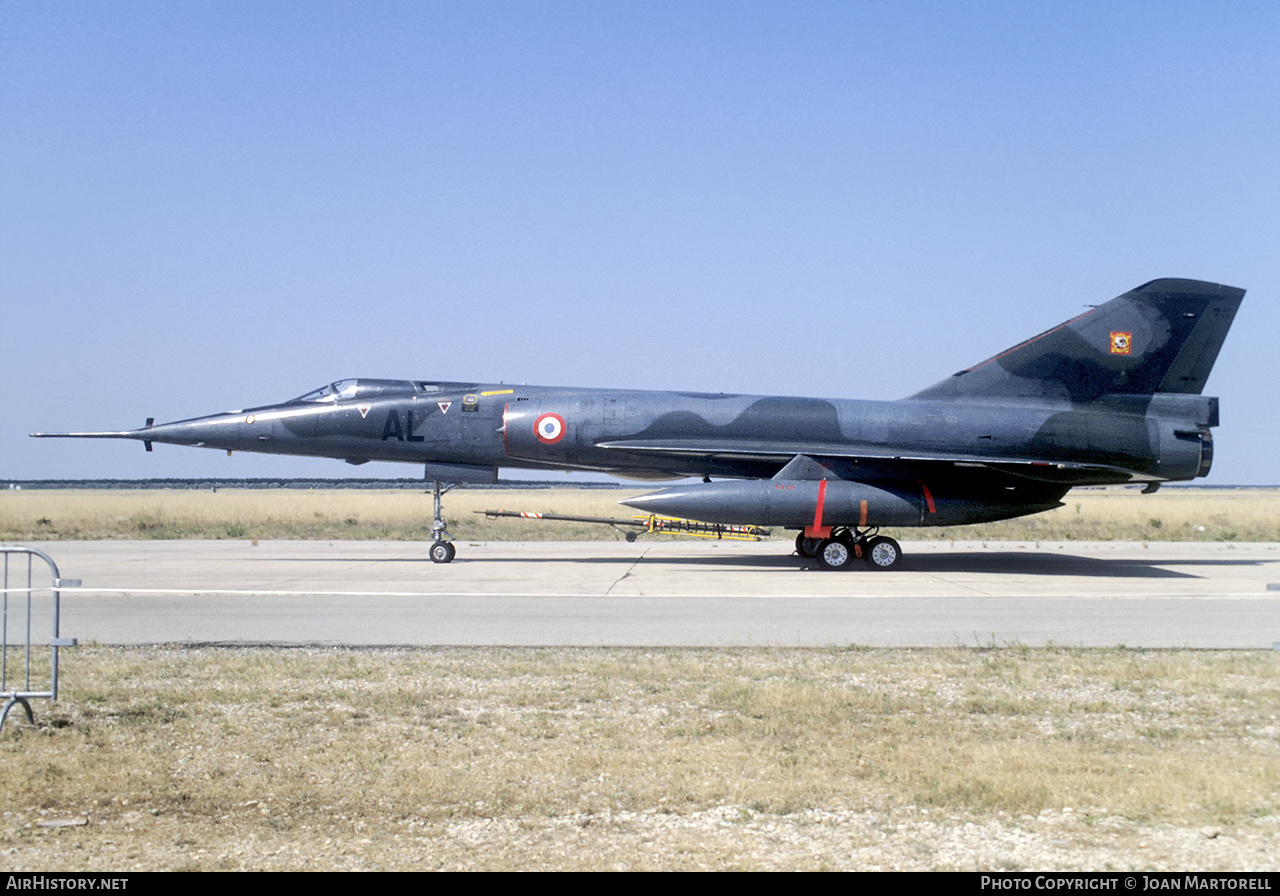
(11, 539, 1279, 648)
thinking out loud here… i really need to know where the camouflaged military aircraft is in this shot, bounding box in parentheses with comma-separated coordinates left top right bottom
(32, 278, 1243, 570)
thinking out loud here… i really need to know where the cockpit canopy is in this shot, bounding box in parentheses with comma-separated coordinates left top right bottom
(290, 379, 418, 404)
(284, 379, 482, 406)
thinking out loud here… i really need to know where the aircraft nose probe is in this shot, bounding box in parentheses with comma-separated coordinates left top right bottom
(30, 421, 146, 441)
(32, 417, 168, 452)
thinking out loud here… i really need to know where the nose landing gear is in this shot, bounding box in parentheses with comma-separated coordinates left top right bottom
(429, 479, 456, 563)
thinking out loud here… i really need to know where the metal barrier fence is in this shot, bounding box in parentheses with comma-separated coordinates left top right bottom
(1, 546, 77, 733)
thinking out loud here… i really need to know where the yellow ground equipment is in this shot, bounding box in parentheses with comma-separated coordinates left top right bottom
(479, 509, 770, 542)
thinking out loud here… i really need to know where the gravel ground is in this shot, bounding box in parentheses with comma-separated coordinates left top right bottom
(4, 805, 1277, 871)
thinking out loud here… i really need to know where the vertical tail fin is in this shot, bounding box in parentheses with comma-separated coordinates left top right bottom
(909, 279, 1244, 403)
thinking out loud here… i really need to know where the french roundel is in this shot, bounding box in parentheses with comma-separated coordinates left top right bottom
(534, 412, 567, 445)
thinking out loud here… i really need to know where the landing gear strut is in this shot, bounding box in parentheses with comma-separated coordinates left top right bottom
(797, 527, 902, 571)
(429, 479, 456, 563)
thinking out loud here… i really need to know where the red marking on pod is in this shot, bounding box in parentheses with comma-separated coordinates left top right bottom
(918, 479, 936, 514)
(534, 412, 566, 445)
(859, 499, 868, 527)
(805, 478, 832, 539)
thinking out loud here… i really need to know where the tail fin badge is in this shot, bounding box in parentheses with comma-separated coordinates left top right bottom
(1110, 331, 1132, 355)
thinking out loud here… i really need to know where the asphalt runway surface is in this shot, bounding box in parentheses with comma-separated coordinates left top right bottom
(9, 539, 1277, 649)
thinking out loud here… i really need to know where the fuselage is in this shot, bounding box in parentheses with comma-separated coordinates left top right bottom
(132, 377, 1213, 485)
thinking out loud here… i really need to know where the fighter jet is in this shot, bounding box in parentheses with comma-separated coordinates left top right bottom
(32, 278, 1243, 570)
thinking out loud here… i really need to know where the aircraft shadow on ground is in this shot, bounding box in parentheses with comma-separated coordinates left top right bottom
(242, 551, 1270, 579)
(622, 551, 1218, 578)
(899, 552, 1204, 578)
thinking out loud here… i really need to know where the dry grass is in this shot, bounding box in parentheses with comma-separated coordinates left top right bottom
(0, 488, 649, 542)
(2, 646, 1278, 870)
(928, 487, 1280, 543)
(2, 486, 1278, 543)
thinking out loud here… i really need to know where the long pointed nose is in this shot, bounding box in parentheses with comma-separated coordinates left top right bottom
(135, 414, 247, 450)
(31, 412, 251, 452)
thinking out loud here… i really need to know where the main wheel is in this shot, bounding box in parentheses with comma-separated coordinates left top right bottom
(795, 532, 822, 558)
(429, 540, 456, 564)
(863, 536, 901, 570)
(817, 537, 854, 570)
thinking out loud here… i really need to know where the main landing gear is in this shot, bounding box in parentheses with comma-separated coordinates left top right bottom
(794, 528, 902, 571)
(429, 479, 456, 563)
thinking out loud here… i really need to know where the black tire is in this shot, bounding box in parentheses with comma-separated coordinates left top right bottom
(625, 532, 638, 543)
(817, 537, 854, 570)
(863, 536, 901, 570)
(795, 532, 822, 558)
(429, 541, 456, 564)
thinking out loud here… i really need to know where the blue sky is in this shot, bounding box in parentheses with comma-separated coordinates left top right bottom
(4, 1, 1278, 482)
